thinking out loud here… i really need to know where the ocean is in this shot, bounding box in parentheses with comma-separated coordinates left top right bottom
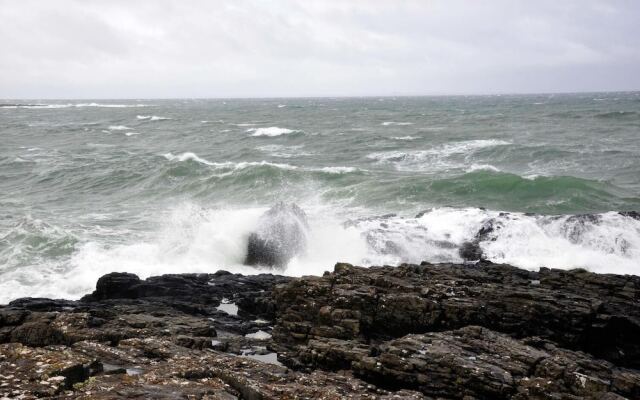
(1, 93, 640, 303)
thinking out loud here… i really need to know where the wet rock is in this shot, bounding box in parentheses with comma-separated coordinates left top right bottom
(2, 262, 640, 398)
(273, 262, 640, 369)
(619, 210, 640, 220)
(353, 326, 640, 399)
(458, 240, 483, 261)
(244, 202, 309, 269)
(0, 343, 101, 397)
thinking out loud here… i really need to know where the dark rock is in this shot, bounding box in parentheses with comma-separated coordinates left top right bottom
(459, 240, 483, 261)
(2, 262, 640, 398)
(353, 326, 640, 399)
(620, 211, 640, 220)
(86, 272, 141, 300)
(273, 262, 640, 369)
(244, 202, 309, 269)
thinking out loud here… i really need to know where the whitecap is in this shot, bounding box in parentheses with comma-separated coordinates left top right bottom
(163, 152, 298, 171)
(108, 125, 132, 131)
(381, 121, 414, 126)
(137, 115, 171, 121)
(316, 166, 357, 174)
(466, 164, 500, 173)
(125, 132, 140, 136)
(367, 139, 511, 172)
(391, 136, 418, 141)
(247, 127, 297, 137)
(163, 152, 216, 166)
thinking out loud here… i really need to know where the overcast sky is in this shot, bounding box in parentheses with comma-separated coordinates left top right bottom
(1, 0, 639, 98)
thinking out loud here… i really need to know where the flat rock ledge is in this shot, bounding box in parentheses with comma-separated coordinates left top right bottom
(1, 261, 639, 399)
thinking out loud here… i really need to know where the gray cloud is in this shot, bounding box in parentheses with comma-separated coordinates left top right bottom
(1, 0, 639, 98)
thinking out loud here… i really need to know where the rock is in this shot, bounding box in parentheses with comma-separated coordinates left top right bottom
(272, 262, 640, 369)
(2, 262, 640, 398)
(244, 202, 309, 268)
(88, 272, 141, 300)
(458, 240, 483, 261)
(619, 211, 640, 220)
(352, 326, 640, 399)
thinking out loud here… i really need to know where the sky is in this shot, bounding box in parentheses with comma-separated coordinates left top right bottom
(1, 0, 639, 98)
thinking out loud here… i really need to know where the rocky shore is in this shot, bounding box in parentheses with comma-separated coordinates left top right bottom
(1, 261, 639, 399)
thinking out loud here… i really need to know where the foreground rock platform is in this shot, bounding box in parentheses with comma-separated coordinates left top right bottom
(1, 261, 639, 399)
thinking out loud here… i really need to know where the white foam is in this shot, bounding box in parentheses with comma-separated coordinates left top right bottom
(391, 136, 418, 141)
(367, 139, 511, 172)
(163, 152, 298, 171)
(137, 115, 171, 121)
(163, 152, 216, 166)
(316, 166, 357, 174)
(2, 205, 639, 304)
(350, 208, 640, 274)
(245, 330, 272, 340)
(247, 127, 297, 137)
(108, 125, 132, 131)
(466, 164, 500, 172)
(382, 121, 414, 126)
(125, 132, 140, 136)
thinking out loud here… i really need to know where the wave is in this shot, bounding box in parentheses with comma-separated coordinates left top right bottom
(426, 170, 640, 214)
(347, 207, 640, 275)
(594, 111, 638, 120)
(125, 132, 140, 136)
(108, 125, 132, 131)
(162, 152, 298, 171)
(4, 204, 639, 303)
(367, 139, 511, 172)
(137, 115, 171, 121)
(163, 152, 217, 166)
(391, 136, 418, 141)
(381, 121, 413, 126)
(247, 127, 298, 137)
(466, 164, 500, 172)
(315, 166, 358, 174)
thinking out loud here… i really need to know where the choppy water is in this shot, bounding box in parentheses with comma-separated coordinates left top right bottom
(2, 93, 640, 303)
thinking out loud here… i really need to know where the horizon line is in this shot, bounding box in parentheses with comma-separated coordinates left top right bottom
(3, 89, 640, 102)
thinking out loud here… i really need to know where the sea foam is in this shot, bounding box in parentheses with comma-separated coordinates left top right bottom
(1, 205, 639, 304)
(247, 127, 297, 137)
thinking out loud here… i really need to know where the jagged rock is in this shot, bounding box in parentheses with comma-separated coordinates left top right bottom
(2, 262, 640, 398)
(353, 326, 640, 399)
(244, 202, 309, 269)
(272, 262, 640, 370)
(458, 240, 483, 260)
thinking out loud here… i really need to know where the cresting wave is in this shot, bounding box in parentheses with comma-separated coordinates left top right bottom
(162, 152, 358, 175)
(137, 115, 171, 121)
(367, 139, 512, 172)
(1, 204, 638, 303)
(247, 127, 298, 137)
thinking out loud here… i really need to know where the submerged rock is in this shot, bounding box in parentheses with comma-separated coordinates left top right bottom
(244, 202, 309, 269)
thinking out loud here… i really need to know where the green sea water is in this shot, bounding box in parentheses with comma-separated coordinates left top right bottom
(1, 93, 640, 302)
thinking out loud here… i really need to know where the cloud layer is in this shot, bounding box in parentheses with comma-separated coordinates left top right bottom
(1, 0, 639, 98)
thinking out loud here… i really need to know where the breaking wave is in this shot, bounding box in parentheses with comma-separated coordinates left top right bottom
(247, 127, 298, 137)
(3, 204, 638, 303)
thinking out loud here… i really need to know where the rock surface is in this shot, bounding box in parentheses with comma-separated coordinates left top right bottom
(244, 202, 309, 269)
(1, 261, 639, 399)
